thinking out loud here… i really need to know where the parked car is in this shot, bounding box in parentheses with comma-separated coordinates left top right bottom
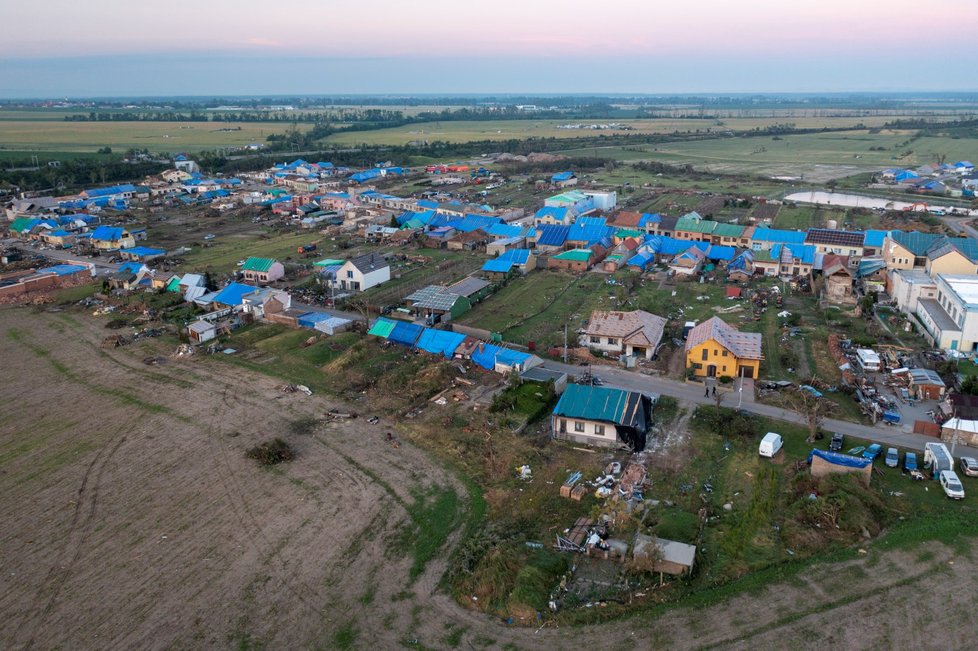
(939, 470, 966, 499)
(904, 452, 918, 472)
(862, 443, 883, 461)
(885, 447, 899, 468)
(203, 234, 216, 240)
(960, 457, 978, 477)
(759, 432, 783, 458)
(829, 433, 845, 452)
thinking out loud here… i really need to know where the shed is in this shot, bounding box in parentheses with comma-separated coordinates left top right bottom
(297, 312, 351, 335)
(907, 368, 946, 400)
(632, 533, 695, 576)
(519, 366, 568, 394)
(188, 320, 217, 344)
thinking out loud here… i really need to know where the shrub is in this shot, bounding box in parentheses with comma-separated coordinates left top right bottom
(245, 438, 294, 465)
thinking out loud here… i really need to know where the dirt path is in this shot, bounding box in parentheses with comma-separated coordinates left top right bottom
(0, 307, 975, 650)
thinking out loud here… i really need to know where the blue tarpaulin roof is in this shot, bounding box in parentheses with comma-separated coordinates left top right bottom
(705, 245, 736, 262)
(535, 206, 570, 222)
(471, 343, 531, 371)
(388, 321, 424, 347)
(807, 449, 872, 469)
(416, 329, 466, 358)
(212, 282, 258, 307)
(125, 246, 165, 257)
(37, 264, 87, 276)
(536, 224, 570, 247)
(627, 250, 655, 269)
(752, 227, 807, 245)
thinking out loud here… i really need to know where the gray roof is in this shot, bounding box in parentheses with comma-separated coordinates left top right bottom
(405, 285, 464, 311)
(348, 252, 388, 273)
(447, 276, 491, 298)
(685, 316, 762, 360)
(917, 298, 961, 333)
(908, 368, 945, 387)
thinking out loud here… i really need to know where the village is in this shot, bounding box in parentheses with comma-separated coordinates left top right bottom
(5, 146, 978, 629)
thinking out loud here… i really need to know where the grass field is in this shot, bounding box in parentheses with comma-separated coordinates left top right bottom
(561, 129, 978, 182)
(319, 116, 924, 147)
(0, 120, 305, 154)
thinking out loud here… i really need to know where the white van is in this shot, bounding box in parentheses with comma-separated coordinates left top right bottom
(759, 432, 783, 458)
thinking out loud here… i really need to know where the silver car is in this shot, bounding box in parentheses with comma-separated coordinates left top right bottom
(960, 457, 978, 477)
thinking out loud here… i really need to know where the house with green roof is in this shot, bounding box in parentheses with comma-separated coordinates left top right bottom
(241, 257, 285, 284)
(549, 247, 605, 272)
(711, 223, 750, 246)
(552, 384, 653, 451)
(673, 212, 718, 242)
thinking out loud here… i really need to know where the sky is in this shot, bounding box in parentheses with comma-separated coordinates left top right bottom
(3, 0, 977, 97)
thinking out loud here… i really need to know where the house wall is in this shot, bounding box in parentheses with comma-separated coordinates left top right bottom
(882, 239, 916, 270)
(552, 416, 621, 448)
(685, 340, 760, 379)
(889, 274, 937, 314)
(825, 275, 853, 300)
(549, 258, 589, 272)
(582, 334, 624, 357)
(926, 252, 978, 277)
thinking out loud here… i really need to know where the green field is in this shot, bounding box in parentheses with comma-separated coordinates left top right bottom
(0, 120, 305, 154)
(319, 116, 921, 147)
(560, 129, 978, 181)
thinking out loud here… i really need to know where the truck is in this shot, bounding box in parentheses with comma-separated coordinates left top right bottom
(924, 442, 954, 478)
(297, 244, 318, 254)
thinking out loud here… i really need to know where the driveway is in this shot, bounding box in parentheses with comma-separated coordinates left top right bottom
(541, 359, 977, 454)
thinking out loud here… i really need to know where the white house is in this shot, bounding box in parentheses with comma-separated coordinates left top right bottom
(326, 252, 390, 292)
(580, 310, 667, 360)
(888, 268, 937, 315)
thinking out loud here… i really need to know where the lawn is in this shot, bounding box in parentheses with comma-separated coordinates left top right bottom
(177, 230, 375, 274)
(458, 271, 618, 349)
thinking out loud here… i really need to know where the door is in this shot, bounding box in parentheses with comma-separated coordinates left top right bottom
(707, 365, 717, 377)
(740, 365, 754, 379)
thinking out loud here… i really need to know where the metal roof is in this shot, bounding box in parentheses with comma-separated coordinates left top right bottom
(805, 228, 865, 248)
(553, 249, 593, 262)
(536, 224, 571, 247)
(553, 384, 645, 427)
(241, 257, 277, 272)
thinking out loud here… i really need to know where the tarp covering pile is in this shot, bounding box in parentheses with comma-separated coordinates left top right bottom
(471, 343, 531, 371)
(807, 449, 871, 469)
(367, 318, 397, 338)
(388, 321, 424, 347)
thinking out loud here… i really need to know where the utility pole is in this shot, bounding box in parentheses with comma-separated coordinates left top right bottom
(563, 324, 568, 364)
(737, 365, 746, 409)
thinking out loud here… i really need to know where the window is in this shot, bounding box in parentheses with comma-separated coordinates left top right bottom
(713, 349, 718, 357)
(607, 338, 618, 345)
(346, 270, 354, 279)
(574, 421, 585, 433)
(722, 350, 728, 357)
(590, 336, 601, 344)
(594, 424, 605, 436)
(701, 349, 709, 361)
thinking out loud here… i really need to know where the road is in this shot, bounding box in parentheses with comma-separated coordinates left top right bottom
(939, 215, 978, 240)
(541, 359, 978, 454)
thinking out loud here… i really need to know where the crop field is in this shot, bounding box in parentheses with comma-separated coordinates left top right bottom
(319, 116, 922, 147)
(0, 120, 305, 154)
(3, 306, 978, 649)
(562, 129, 978, 182)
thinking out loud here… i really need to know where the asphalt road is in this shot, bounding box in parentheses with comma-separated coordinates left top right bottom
(541, 359, 978, 455)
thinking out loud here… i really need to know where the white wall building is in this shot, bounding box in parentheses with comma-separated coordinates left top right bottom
(327, 252, 390, 292)
(888, 268, 937, 315)
(915, 274, 978, 352)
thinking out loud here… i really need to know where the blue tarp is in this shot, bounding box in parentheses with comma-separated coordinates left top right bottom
(808, 449, 872, 469)
(297, 312, 333, 328)
(388, 321, 424, 347)
(471, 343, 531, 371)
(416, 329, 466, 358)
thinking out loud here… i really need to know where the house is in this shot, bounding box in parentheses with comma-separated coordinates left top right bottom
(711, 223, 746, 246)
(241, 257, 285, 284)
(551, 384, 653, 451)
(907, 368, 946, 400)
(548, 248, 602, 272)
(750, 227, 807, 251)
(888, 268, 937, 315)
(187, 320, 217, 344)
(241, 288, 291, 319)
(669, 246, 706, 276)
(924, 237, 978, 277)
(856, 257, 888, 292)
(210, 282, 260, 310)
(482, 249, 535, 280)
(551, 171, 578, 188)
(915, 275, 978, 351)
(119, 246, 165, 262)
(534, 206, 574, 226)
(565, 217, 613, 249)
(673, 212, 716, 242)
(179, 273, 208, 301)
(805, 228, 865, 261)
(753, 243, 816, 278)
(326, 252, 390, 292)
(404, 285, 471, 323)
(580, 310, 667, 360)
(821, 254, 854, 303)
(545, 190, 594, 215)
(882, 231, 943, 270)
(534, 224, 571, 252)
(685, 316, 763, 379)
(89, 225, 135, 250)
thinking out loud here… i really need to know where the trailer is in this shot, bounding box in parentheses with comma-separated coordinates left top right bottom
(924, 442, 953, 478)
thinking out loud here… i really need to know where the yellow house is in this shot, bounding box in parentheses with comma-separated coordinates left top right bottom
(685, 316, 763, 379)
(882, 231, 942, 270)
(925, 239, 978, 277)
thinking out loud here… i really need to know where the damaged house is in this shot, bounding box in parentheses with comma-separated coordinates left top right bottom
(551, 384, 653, 451)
